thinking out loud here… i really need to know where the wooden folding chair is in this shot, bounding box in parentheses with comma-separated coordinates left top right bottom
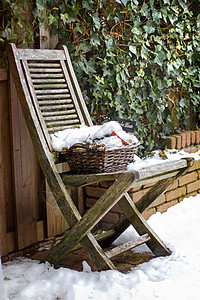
(8, 43, 194, 271)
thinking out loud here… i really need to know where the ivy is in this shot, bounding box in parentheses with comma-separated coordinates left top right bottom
(0, 0, 200, 154)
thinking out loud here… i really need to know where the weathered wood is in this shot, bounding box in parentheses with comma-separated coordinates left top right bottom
(35, 88, 69, 94)
(17, 48, 65, 60)
(31, 73, 64, 78)
(106, 234, 150, 258)
(45, 172, 136, 266)
(34, 83, 68, 89)
(0, 78, 12, 256)
(40, 100, 73, 106)
(46, 181, 69, 238)
(10, 72, 39, 249)
(32, 78, 66, 83)
(62, 46, 93, 126)
(29, 63, 61, 68)
(0, 70, 8, 81)
(118, 194, 171, 256)
(136, 158, 194, 212)
(61, 171, 131, 188)
(136, 159, 187, 181)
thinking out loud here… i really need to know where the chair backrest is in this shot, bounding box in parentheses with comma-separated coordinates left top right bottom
(8, 44, 93, 153)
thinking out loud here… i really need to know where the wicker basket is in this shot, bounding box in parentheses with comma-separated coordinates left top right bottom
(64, 142, 140, 174)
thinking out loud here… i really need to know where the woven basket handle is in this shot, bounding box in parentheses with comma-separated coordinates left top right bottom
(68, 143, 89, 154)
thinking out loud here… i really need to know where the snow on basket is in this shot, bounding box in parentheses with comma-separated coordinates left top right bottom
(51, 121, 140, 174)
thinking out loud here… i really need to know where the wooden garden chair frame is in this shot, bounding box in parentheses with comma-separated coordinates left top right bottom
(8, 43, 194, 271)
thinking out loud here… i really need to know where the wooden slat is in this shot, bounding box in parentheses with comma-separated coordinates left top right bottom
(46, 115, 79, 126)
(44, 112, 77, 121)
(35, 88, 69, 94)
(28, 63, 61, 68)
(106, 234, 150, 258)
(34, 83, 68, 89)
(32, 78, 65, 83)
(39, 99, 72, 105)
(48, 124, 80, 133)
(42, 110, 73, 116)
(31, 73, 64, 78)
(29, 68, 62, 73)
(40, 104, 74, 110)
(37, 94, 71, 99)
(137, 159, 187, 180)
(17, 48, 65, 60)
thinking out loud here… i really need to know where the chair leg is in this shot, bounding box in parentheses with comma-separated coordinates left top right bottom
(45, 172, 137, 269)
(118, 193, 171, 256)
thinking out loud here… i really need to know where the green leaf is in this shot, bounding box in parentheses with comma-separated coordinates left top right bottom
(91, 33, 100, 45)
(60, 13, 69, 24)
(92, 13, 101, 30)
(36, 0, 45, 10)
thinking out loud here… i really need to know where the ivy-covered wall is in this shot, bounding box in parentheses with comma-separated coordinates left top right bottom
(1, 0, 200, 154)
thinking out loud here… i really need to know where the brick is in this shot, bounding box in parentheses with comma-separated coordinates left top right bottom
(149, 194, 165, 208)
(173, 135, 182, 149)
(184, 146, 199, 153)
(190, 131, 196, 144)
(167, 180, 178, 191)
(184, 191, 198, 199)
(195, 130, 200, 144)
(130, 188, 150, 203)
(189, 160, 200, 172)
(187, 180, 200, 194)
(156, 200, 178, 213)
(180, 132, 187, 148)
(85, 186, 105, 198)
(101, 211, 120, 224)
(165, 186, 186, 201)
(185, 131, 191, 147)
(110, 203, 122, 213)
(129, 185, 142, 192)
(165, 136, 176, 149)
(178, 171, 198, 186)
(142, 208, 156, 220)
(143, 181, 156, 189)
(85, 197, 97, 208)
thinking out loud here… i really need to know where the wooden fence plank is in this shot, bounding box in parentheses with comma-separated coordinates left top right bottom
(10, 73, 40, 249)
(46, 181, 69, 238)
(0, 77, 15, 256)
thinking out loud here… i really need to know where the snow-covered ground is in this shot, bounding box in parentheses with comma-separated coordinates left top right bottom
(1, 193, 200, 300)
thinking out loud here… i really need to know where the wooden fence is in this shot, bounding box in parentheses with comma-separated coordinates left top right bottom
(0, 69, 67, 257)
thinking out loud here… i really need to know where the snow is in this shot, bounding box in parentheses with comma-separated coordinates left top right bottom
(51, 121, 139, 152)
(128, 148, 200, 171)
(1, 194, 200, 300)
